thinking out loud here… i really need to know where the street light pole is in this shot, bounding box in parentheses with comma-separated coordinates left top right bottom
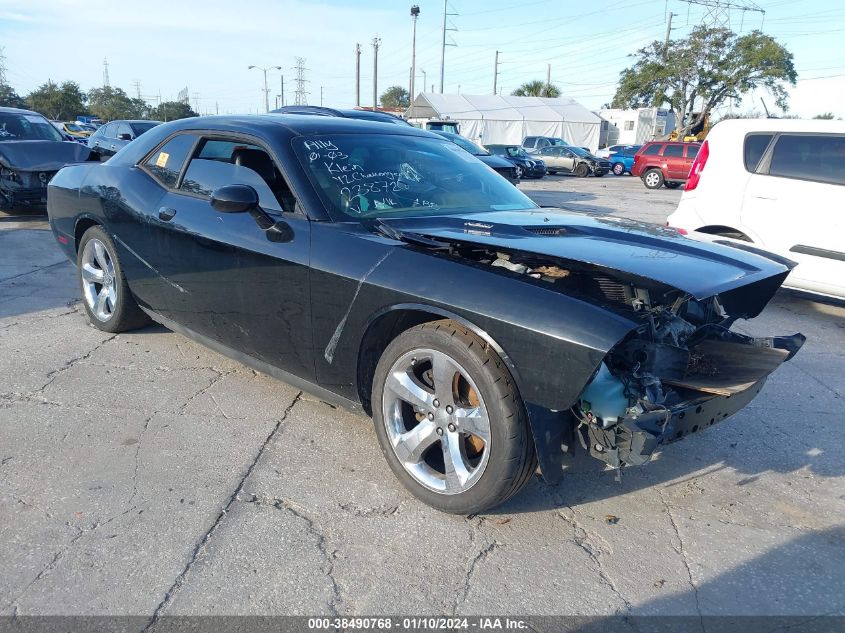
(248, 65, 281, 113)
(410, 5, 420, 119)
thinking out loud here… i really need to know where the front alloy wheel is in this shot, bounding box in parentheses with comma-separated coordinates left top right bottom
(382, 348, 491, 495)
(612, 163, 625, 175)
(513, 165, 523, 179)
(372, 320, 536, 514)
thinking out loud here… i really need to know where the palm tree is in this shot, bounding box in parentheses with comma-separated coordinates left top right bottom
(511, 80, 561, 98)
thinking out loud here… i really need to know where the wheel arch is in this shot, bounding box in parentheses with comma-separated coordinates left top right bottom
(73, 215, 104, 253)
(355, 303, 524, 416)
(695, 225, 753, 242)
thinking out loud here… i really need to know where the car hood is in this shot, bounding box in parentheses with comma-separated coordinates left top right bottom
(0, 140, 93, 171)
(377, 208, 795, 313)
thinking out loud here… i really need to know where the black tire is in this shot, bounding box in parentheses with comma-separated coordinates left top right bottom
(372, 320, 537, 514)
(77, 225, 149, 333)
(595, 171, 605, 178)
(642, 168, 664, 189)
(575, 163, 589, 178)
(547, 169, 557, 175)
(665, 181, 681, 189)
(612, 163, 625, 176)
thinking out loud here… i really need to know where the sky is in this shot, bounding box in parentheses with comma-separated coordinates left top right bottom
(2, 0, 845, 119)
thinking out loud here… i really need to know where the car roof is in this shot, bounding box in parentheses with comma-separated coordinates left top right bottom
(0, 105, 45, 117)
(163, 114, 433, 140)
(271, 105, 409, 125)
(712, 117, 845, 134)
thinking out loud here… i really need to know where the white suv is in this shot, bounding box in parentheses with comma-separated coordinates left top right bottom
(667, 118, 845, 300)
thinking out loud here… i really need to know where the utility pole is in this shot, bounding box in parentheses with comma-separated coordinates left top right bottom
(546, 63, 551, 93)
(439, 0, 457, 93)
(294, 57, 309, 105)
(372, 37, 381, 110)
(133, 80, 141, 99)
(102, 58, 110, 88)
(279, 75, 284, 108)
(216, 101, 219, 115)
(410, 5, 420, 118)
(420, 69, 427, 95)
(355, 44, 362, 107)
(192, 92, 201, 114)
(493, 50, 500, 95)
(320, 86, 324, 107)
(664, 12, 676, 54)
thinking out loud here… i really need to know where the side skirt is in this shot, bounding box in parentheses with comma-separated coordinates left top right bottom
(139, 307, 363, 414)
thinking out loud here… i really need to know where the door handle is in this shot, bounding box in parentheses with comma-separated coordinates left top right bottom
(158, 207, 177, 221)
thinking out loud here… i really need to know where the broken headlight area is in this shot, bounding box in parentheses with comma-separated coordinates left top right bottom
(575, 303, 805, 469)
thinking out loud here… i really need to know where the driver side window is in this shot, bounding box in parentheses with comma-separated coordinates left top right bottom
(179, 138, 296, 213)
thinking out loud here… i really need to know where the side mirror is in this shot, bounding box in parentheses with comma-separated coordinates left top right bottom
(118, 133, 133, 141)
(210, 184, 259, 213)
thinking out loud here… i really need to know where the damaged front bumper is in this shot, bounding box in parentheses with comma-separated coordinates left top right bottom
(581, 333, 806, 470)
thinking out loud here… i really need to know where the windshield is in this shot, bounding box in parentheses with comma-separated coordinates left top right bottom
(505, 147, 528, 158)
(0, 113, 65, 142)
(65, 122, 84, 132)
(130, 121, 160, 136)
(447, 134, 487, 155)
(569, 146, 592, 157)
(295, 134, 537, 220)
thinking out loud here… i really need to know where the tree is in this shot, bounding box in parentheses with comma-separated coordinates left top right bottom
(148, 101, 198, 121)
(0, 84, 26, 109)
(26, 81, 88, 119)
(380, 85, 409, 109)
(813, 112, 835, 119)
(512, 80, 561, 98)
(88, 86, 148, 121)
(612, 27, 796, 136)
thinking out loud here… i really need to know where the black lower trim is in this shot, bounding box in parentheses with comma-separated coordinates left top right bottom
(139, 307, 364, 414)
(789, 244, 845, 263)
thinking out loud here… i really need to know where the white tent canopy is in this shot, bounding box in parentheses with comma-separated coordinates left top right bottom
(407, 93, 602, 151)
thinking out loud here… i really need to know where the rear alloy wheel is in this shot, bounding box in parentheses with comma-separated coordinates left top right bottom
(612, 163, 625, 176)
(575, 163, 589, 178)
(643, 168, 664, 189)
(513, 165, 523, 179)
(77, 225, 149, 333)
(372, 320, 536, 514)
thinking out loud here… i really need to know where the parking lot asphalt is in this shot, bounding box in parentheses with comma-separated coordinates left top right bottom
(1, 174, 844, 619)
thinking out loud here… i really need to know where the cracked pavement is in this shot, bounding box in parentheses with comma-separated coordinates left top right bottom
(1, 178, 844, 618)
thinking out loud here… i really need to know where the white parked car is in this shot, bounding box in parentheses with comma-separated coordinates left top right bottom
(667, 118, 845, 300)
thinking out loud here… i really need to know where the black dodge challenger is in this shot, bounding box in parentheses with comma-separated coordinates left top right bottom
(47, 115, 803, 514)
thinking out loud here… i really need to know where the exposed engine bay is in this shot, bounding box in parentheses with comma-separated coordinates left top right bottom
(438, 242, 806, 470)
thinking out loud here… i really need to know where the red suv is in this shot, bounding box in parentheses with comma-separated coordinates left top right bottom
(631, 141, 701, 189)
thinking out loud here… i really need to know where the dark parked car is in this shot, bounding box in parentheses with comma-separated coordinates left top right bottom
(87, 119, 162, 160)
(631, 141, 701, 189)
(47, 115, 803, 514)
(537, 145, 611, 177)
(432, 131, 519, 184)
(608, 145, 642, 175)
(484, 144, 546, 179)
(0, 106, 94, 211)
(272, 105, 410, 126)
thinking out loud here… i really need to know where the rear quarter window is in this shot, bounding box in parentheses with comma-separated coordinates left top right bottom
(641, 144, 662, 156)
(768, 134, 845, 186)
(143, 134, 197, 188)
(744, 133, 773, 172)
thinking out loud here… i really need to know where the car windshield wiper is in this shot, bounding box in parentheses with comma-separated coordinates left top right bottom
(364, 218, 450, 250)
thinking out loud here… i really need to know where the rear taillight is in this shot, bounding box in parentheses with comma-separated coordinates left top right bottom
(665, 223, 688, 236)
(684, 140, 709, 191)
